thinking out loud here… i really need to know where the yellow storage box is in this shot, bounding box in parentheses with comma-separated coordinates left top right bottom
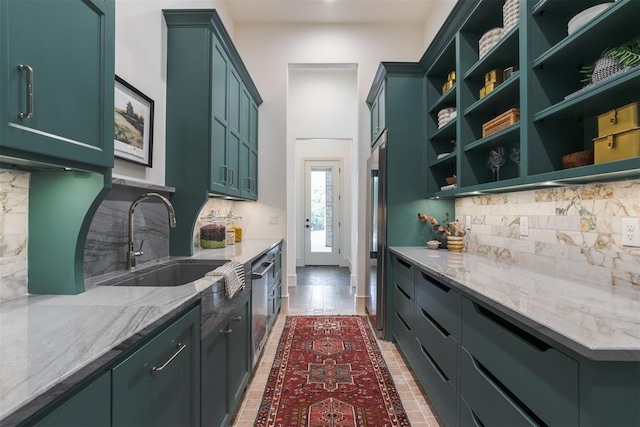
(597, 102, 640, 137)
(484, 69, 503, 85)
(594, 127, 640, 164)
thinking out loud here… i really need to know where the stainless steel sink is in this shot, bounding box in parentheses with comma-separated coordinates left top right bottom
(99, 260, 226, 287)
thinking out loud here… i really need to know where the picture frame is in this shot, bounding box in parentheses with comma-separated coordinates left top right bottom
(114, 76, 154, 167)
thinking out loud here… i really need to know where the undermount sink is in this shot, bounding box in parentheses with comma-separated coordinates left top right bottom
(99, 260, 226, 287)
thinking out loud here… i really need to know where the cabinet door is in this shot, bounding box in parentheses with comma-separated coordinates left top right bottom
(1, 0, 114, 169)
(34, 371, 111, 427)
(210, 40, 230, 194)
(201, 326, 230, 427)
(370, 97, 380, 144)
(112, 307, 200, 427)
(228, 301, 250, 413)
(377, 83, 386, 135)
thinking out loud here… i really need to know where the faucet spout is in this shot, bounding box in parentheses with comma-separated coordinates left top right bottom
(127, 192, 177, 270)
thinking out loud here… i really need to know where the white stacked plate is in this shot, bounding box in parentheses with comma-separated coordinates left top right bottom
(503, 0, 519, 33)
(479, 27, 503, 59)
(567, 3, 614, 35)
(437, 107, 456, 128)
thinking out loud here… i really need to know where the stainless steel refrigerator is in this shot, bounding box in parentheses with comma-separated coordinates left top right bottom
(365, 131, 387, 338)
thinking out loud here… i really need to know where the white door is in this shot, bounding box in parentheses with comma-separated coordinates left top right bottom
(304, 160, 341, 265)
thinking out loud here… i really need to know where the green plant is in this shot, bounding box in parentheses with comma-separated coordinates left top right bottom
(580, 39, 640, 83)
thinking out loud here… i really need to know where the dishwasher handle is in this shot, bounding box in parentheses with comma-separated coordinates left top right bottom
(251, 261, 274, 279)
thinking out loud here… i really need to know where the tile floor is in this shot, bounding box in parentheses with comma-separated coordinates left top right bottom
(231, 266, 442, 427)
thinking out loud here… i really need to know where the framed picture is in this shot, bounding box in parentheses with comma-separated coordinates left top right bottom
(114, 76, 154, 167)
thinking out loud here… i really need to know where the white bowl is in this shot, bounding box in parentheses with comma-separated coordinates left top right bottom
(568, 3, 614, 35)
(427, 240, 441, 250)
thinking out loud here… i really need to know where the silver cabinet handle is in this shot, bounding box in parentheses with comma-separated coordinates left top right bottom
(151, 342, 186, 373)
(229, 168, 235, 185)
(221, 328, 233, 334)
(17, 64, 34, 119)
(220, 165, 228, 184)
(232, 316, 242, 322)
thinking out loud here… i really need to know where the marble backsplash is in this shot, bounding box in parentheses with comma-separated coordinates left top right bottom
(0, 169, 29, 302)
(454, 178, 640, 291)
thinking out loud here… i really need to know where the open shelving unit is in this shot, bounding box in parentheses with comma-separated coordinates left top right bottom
(422, 0, 640, 199)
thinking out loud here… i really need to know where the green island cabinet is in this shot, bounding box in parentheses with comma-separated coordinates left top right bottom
(201, 295, 251, 427)
(390, 253, 640, 426)
(266, 243, 283, 331)
(0, 0, 115, 296)
(164, 9, 263, 256)
(23, 306, 201, 427)
(423, 0, 640, 198)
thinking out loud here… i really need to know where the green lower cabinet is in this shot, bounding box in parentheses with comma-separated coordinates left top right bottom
(112, 306, 201, 427)
(201, 297, 251, 427)
(32, 371, 111, 427)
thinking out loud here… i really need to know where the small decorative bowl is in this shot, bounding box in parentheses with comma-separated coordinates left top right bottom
(427, 240, 441, 250)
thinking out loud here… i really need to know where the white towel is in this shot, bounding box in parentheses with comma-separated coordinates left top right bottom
(206, 261, 245, 298)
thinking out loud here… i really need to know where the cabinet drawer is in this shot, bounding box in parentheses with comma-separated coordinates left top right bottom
(414, 304, 457, 388)
(391, 255, 414, 298)
(392, 311, 414, 357)
(461, 297, 579, 426)
(411, 339, 457, 427)
(393, 282, 414, 329)
(460, 397, 484, 427)
(461, 348, 537, 426)
(415, 270, 459, 338)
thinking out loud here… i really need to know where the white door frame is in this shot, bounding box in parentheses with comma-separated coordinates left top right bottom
(303, 159, 342, 266)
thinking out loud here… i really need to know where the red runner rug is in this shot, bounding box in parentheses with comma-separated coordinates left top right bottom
(255, 316, 411, 427)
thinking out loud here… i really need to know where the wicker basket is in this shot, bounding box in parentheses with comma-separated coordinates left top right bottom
(482, 108, 520, 138)
(445, 176, 457, 185)
(562, 150, 594, 169)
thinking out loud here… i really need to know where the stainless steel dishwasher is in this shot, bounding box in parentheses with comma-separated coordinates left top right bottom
(251, 256, 273, 368)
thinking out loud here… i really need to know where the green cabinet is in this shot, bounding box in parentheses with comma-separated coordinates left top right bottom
(165, 10, 262, 255)
(112, 306, 201, 427)
(201, 297, 251, 427)
(31, 372, 111, 427)
(0, 0, 115, 172)
(370, 82, 386, 144)
(423, 0, 640, 197)
(266, 243, 282, 330)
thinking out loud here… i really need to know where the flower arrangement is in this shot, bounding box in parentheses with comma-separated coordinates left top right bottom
(417, 212, 466, 237)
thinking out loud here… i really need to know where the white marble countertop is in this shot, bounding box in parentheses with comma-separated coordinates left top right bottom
(0, 238, 281, 425)
(390, 247, 640, 361)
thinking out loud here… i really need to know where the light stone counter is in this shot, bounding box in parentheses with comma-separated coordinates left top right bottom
(0, 238, 281, 425)
(390, 247, 640, 361)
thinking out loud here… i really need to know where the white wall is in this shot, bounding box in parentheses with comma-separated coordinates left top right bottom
(232, 23, 426, 305)
(114, 0, 235, 185)
(423, 1, 458, 47)
(289, 67, 357, 269)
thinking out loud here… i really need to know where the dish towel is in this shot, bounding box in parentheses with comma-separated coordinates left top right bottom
(206, 261, 245, 298)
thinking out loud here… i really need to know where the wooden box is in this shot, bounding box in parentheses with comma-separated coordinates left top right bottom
(597, 102, 640, 137)
(484, 69, 503, 85)
(594, 127, 640, 164)
(482, 108, 520, 137)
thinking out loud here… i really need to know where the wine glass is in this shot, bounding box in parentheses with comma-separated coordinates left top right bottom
(509, 147, 521, 167)
(486, 147, 506, 181)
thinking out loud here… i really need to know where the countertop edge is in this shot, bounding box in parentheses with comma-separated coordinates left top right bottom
(389, 247, 640, 362)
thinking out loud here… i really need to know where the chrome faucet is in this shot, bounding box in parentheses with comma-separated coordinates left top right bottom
(128, 192, 177, 270)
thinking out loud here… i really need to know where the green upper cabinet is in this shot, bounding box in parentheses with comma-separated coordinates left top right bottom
(422, 0, 640, 198)
(165, 9, 262, 203)
(370, 82, 386, 145)
(0, 0, 115, 172)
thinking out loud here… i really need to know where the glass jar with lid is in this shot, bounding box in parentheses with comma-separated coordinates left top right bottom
(199, 213, 227, 249)
(227, 213, 243, 243)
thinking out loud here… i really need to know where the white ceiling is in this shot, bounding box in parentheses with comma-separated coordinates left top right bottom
(222, 0, 447, 24)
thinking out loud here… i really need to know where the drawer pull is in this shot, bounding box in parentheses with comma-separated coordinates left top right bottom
(421, 272, 450, 293)
(469, 355, 546, 426)
(395, 283, 411, 300)
(420, 307, 451, 338)
(396, 257, 412, 270)
(232, 316, 242, 322)
(395, 312, 411, 332)
(475, 303, 550, 352)
(151, 343, 186, 373)
(419, 341, 449, 382)
(221, 328, 233, 335)
(469, 408, 485, 427)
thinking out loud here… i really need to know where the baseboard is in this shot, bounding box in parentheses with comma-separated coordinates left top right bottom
(287, 274, 297, 287)
(355, 295, 367, 314)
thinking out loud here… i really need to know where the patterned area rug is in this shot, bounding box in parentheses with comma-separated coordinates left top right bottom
(255, 316, 410, 427)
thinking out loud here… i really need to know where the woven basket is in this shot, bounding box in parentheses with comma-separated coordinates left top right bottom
(562, 150, 594, 169)
(482, 108, 520, 138)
